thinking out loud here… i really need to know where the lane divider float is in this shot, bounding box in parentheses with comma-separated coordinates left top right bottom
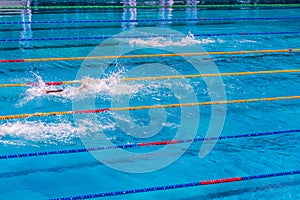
(1, 4, 300, 9)
(1, 16, 300, 25)
(49, 170, 300, 199)
(1, 32, 300, 42)
(0, 48, 299, 63)
(1, 95, 300, 120)
(0, 129, 298, 160)
(1, 69, 300, 88)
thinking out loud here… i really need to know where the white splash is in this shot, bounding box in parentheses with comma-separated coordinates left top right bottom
(0, 120, 115, 146)
(129, 32, 216, 47)
(239, 39, 258, 43)
(18, 72, 143, 105)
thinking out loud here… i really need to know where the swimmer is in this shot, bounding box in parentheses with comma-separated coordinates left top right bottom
(42, 83, 87, 94)
(42, 77, 109, 94)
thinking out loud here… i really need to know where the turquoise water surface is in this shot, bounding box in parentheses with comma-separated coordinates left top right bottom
(0, 4, 300, 200)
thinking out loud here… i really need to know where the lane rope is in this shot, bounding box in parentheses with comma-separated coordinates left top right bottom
(1, 4, 300, 9)
(49, 170, 300, 199)
(1, 31, 300, 42)
(0, 129, 299, 160)
(1, 16, 300, 25)
(1, 95, 300, 120)
(1, 69, 300, 88)
(0, 48, 299, 63)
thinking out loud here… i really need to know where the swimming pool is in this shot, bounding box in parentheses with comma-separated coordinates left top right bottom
(0, 1, 300, 199)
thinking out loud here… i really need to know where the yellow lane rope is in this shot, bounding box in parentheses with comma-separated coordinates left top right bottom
(0, 83, 28, 87)
(1, 69, 300, 88)
(1, 95, 299, 120)
(2, 48, 299, 63)
(122, 69, 300, 81)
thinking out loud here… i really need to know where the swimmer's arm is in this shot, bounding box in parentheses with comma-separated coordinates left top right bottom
(42, 89, 63, 93)
(78, 84, 86, 91)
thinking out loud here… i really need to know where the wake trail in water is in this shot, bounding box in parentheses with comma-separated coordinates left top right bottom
(0, 120, 116, 146)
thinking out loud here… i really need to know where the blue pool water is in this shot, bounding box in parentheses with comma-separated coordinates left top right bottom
(0, 3, 300, 200)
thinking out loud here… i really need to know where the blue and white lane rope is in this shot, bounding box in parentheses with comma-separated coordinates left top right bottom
(1, 16, 299, 25)
(0, 129, 299, 160)
(49, 170, 300, 199)
(1, 31, 300, 42)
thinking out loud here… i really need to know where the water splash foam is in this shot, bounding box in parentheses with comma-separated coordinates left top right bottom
(129, 32, 219, 47)
(0, 120, 116, 146)
(18, 72, 143, 105)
